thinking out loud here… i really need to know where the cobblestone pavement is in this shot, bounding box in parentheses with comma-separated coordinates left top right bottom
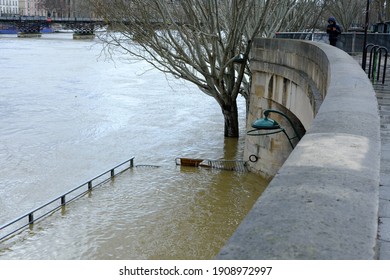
(355, 53, 390, 259)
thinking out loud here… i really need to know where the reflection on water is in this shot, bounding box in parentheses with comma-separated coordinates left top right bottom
(0, 33, 269, 259)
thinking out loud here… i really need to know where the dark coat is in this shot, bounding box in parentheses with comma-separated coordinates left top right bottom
(326, 18, 341, 44)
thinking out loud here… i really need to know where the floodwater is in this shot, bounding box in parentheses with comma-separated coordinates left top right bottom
(0, 33, 268, 259)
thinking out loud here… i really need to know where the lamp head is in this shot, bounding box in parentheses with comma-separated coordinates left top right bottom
(251, 117, 281, 130)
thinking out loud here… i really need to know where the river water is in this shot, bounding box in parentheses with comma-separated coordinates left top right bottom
(0, 33, 268, 259)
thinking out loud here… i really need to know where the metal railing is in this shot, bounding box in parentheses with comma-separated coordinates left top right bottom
(175, 157, 248, 172)
(0, 157, 134, 242)
(363, 43, 388, 84)
(201, 159, 248, 172)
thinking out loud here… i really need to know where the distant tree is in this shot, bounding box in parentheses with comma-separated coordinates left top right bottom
(90, 0, 323, 137)
(37, 0, 67, 17)
(325, 0, 366, 31)
(40, 0, 92, 18)
(371, 0, 389, 23)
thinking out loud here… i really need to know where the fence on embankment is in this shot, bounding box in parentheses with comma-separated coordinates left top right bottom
(0, 156, 249, 242)
(276, 32, 390, 55)
(0, 158, 135, 241)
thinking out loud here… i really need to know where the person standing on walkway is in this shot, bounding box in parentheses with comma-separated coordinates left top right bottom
(326, 17, 341, 46)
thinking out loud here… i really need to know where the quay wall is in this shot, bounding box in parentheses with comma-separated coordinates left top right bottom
(218, 38, 381, 259)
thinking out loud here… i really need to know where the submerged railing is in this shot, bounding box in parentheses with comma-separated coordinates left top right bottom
(0, 157, 134, 242)
(175, 157, 248, 172)
(201, 159, 248, 172)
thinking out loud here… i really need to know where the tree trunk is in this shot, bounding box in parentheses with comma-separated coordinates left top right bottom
(222, 102, 239, 138)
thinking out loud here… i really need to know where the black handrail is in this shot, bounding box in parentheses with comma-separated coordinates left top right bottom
(367, 44, 378, 78)
(362, 43, 375, 71)
(377, 47, 388, 84)
(0, 157, 134, 241)
(364, 44, 388, 84)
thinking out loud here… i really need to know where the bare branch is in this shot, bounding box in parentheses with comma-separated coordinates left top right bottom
(90, 0, 323, 137)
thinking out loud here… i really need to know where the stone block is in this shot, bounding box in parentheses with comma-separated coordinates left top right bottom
(378, 217, 390, 242)
(380, 185, 390, 200)
(378, 240, 390, 260)
(379, 198, 390, 218)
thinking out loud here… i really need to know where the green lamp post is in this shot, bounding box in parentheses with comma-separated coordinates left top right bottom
(247, 109, 302, 149)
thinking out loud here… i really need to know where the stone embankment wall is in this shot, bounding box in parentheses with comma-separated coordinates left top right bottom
(244, 39, 327, 177)
(218, 38, 381, 259)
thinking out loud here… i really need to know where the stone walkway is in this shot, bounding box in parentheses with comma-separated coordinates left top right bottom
(357, 54, 390, 259)
(373, 80, 390, 259)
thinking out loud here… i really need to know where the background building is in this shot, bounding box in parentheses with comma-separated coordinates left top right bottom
(0, 0, 93, 18)
(19, 0, 47, 16)
(41, 0, 92, 18)
(0, 0, 19, 16)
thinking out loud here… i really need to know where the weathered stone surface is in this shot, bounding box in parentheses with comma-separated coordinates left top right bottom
(218, 39, 380, 260)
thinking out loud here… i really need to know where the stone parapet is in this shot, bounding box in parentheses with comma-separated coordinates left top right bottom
(218, 38, 381, 259)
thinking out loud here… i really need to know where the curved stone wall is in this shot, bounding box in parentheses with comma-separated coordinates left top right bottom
(244, 39, 328, 177)
(218, 38, 381, 259)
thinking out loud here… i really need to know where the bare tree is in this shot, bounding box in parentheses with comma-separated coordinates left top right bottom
(90, 0, 322, 137)
(371, 0, 389, 23)
(37, 0, 67, 17)
(325, 0, 366, 31)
